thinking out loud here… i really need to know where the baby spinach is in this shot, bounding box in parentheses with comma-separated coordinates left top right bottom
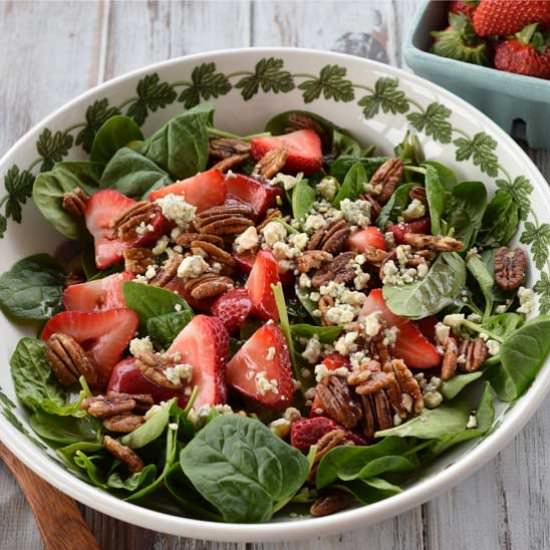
(477, 189, 519, 247)
(422, 160, 457, 189)
(333, 162, 367, 207)
(294, 285, 319, 323)
(445, 181, 487, 249)
(291, 178, 315, 220)
(467, 254, 494, 318)
(342, 477, 401, 505)
(147, 311, 193, 349)
(107, 464, 158, 492)
(52, 160, 104, 186)
(376, 183, 415, 229)
(384, 252, 466, 319)
(394, 131, 424, 165)
(140, 104, 212, 179)
(101, 147, 171, 198)
(90, 115, 144, 164)
(29, 409, 101, 444)
(487, 316, 550, 402)
(424, 164, 446, 235)
(57, 441, 103, 472)
(332, 129, 369, 158)
(481, 313, 524, 339)
(441, 372, 483, 400)
(121, 398, 175, 450)
(330, 156, 386, 183)
(290, 324, 342, 344)
(0, 254, 65, 321)
(180, 415, 309, 523)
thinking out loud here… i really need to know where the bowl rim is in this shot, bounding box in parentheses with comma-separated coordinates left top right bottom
(1, 46, 549, 542)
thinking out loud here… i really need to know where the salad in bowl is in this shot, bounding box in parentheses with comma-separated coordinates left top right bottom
(1, 99, 548, 525)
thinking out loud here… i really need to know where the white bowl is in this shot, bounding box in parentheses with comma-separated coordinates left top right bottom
(1, 48, 549, 542)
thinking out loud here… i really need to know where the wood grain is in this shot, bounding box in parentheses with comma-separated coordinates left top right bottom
(1, 1, 550, 549)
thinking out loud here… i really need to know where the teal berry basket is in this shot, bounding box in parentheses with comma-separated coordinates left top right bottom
(403, 0, 550, 149)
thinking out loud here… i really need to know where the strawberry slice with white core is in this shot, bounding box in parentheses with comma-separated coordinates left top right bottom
(63, 272, 134, 312)
(226, 322, 294, 410)
(225, 173, 281, 219)
(148, 168, 226, 212)
(166, 315, 229, 409)
(250, 130, 323, 175)
(360, 289, 441, 369)
(245, 250, 281, 321)
(42, 308, 139, 387)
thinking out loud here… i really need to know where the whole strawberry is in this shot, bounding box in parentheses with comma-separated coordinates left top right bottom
(473, 0, 550, 37)
(449, 0, 479, 20)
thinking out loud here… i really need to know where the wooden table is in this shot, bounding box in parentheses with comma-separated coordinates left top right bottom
(1, 1, 549, 548)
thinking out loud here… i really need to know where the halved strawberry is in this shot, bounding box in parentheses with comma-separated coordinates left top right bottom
(225, 174, 281, 219)
(235, 251, 294, 286)
(226, 322, 293, 409)
(166, 315, 229, 409)
(388, 217, 430, 245)
(360, 289, 441, 369)
(148, 169, 226, 211)
(245, 250, 280, 321)
(63, 272, 134, 312)
(348, 226, 387, 252)
(210, 288, 252, 333)
(417, 316, 438, 342)
(107, 357, 188, 407)
(42, 308, 139, 387)
(250, 130, 323, 175)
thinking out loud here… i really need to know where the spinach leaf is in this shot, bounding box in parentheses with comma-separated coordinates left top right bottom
(330, 156, 386, 183)
(394, 131, 424, 165)
(445, 181, 487, 249)
(441, 372, 483, 400)
(90, 115, 144, 164)
(316, 437, 411, 489)
(422, 160, 457, 190)
(290, 324, 342, 344)
(376, 183, 415, 229)
(384, 252, 466, 319)
(123, 282, 192, 325)
(121, 398, 175, 450)
(342, 477, 401, 504)
(332, 129, 364, 158)
(487, 316, 550, 401)
(0, 255, 65, 321)
(481, 313, 523, 339)
(30, 409, 101, 444)
(180, 415, 309, 523)
(466, 254, 494, 318)
(10, 337, 65, 412)
(295, 285, 319, 323)
(107, 464, 157, 492)
(333, 162, 367, 207)
(147, 311, 193, 349)
(424, 164, 446, 235)
(477, 189, 519, 247)
(73, 451, 109, 488)
(52, 160, 104, 186)
(100, 147, 171, 198)
(57, 441, 103, 472)
(140, 104, 213, 179)
(291, 178, 315, 220)
(356, 455, 416, 479)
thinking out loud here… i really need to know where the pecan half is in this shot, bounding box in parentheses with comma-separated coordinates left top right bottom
(360, 392, 395, 438)
(105, 391, 154, 412)
(307, 219, 350, 255)
(359, 243, 388, 266)
(347, 359, 393, 396)
(384, 359, 424, 414)
(62, 187, 89, 218)
(252, 146, 288, 179)
(149, 254, 183, 287)
(208, 138, 251, 159)
(103, 414, 144, 433)
(134, 351, 185, 390)
(123, 247, 155, 274)
(81, 394, 136, 418)
(458, 338, 488, 373)
(404, 233, 464, 252)
(310, 489, 352, 517)
(296, 250, 333, 274)
(46, 333, 97, 387)
(494, 246, 527, 290)
(112, 202, 159, 242)
(409, 185, 427, 203)
(175, 232, 225, 249)
(183, 273, 234, 300)
(308, 429, 350, 482)
(370, 159, 404, 204)
(103, 435, 144, 473)
(212, 153, 250, 173)
(195, 203, 255, 236)
(315, 376, 362, 429)
(190, 240, 236, 271)
(441, 336, 459, 381)
(360, 193, 382, 221)
(311, 251, 356, 288)
(318, 295, 334, 326)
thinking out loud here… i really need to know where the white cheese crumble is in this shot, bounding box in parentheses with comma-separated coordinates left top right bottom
(177, 255, 209, 279)
(255, 372, 279, 396)
(288, 232, 309, 251)
(466, 413, 478, 429)
(283, 407, 302, 422)
(303, 214, 326, 233)
(325, 304, 356, 324)
(517, 286, 536, 315)
(135, 221, 154, 236)
(261, 221, 287, 246)
(269, 418, 291, 438)
(165, 363, 193, 385)
(298, 273, 311, 289)
(363, 311, 382, 337)
(144, 264, 157, 280)
(334, 331, 358, 355)
(424, 391, 443, 409)
(435, 322, 450, 344)
(234, 226, 259, 253)
(155, 193, 196, 228)
(174, 303, 182, 312)
(129, 336, 154, 357)
(272, 172, 304, 191)
(302, 337, 322, 364)
(266, 346, 276, 361)
(340, 198, 371, 227)
(314, 363, 349, 383)
(383, 326, 399, 347)
(317, 176, 338, 201)
(487, 339, 500, 356)
(402, 198, 426, 221)
(443, 314, 465, 328)
(152, 235, 170, 256)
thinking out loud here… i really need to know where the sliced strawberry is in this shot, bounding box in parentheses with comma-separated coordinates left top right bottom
(245, 250, 280, 321)
(166, 315, 229, 409)
(226, 322, 293, 410)
(388, 217, 430, 245)
(235, 251, 294, 286)
(417, 316, 438, 342)
(348, 226, 387, 252)
(107, 357, 188, 407)
(148, 169, 226, 212)
(63, 272, 134, 312)
(360, 289, 441, 369)
(290, 417, 350, 451)
(42, 308, 139, 387)
(250, 130, 323, 175)
(210, 288, 252, 334)
(225, 174, 281, 219)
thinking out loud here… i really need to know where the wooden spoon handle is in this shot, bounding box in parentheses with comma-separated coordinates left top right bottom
(0, 441, 100, 550)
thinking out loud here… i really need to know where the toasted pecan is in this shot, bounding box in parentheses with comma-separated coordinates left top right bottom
(307, 219, 350, 255)
(253, 146, 288, 179)
(62, 187, 89, 218)
(123, 247, 155, 274)
(311, 251, 356, 288)
(103, 414, 145, 433)
(494, 246, 527, 290)
(403, 233, 464, 252)
(296, 250, 333, 274)
(370, 159, 404, 204)
(208, 138, 251, 159)
(103, 436, 144, 473)
(315, 376, 362, 429)
(458, 338, 488, 373)
(441, 336, 459, 381)
(112, 202, 159, 242)
(310, 489, 352, 517)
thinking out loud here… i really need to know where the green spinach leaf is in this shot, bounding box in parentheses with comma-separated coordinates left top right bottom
(52, 160, 104, 186)
(290, 324, 342, 344)
(467, 253, 494, 318)
(90, 115, 144, 164)
(107, 464, 158, 492)
(333, 162, 367, 207)
(394, 131, 424, 165)
(180, 415, 309, 523)
(329, 156, 386, 183)
(291, 178, 315, 220)
(376, 183, 415, 229)
(147, 311, 194, 349)
(422, 160, 457, 189)
(0, 255, 65, 320)
(384, 252, 466, 319)
(424, 164, 446, 235)
(477, 189, 519, 247)
(30, 409, 101, 444)
(342, 477, 401, 504)
(441, 372, 483, 400)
